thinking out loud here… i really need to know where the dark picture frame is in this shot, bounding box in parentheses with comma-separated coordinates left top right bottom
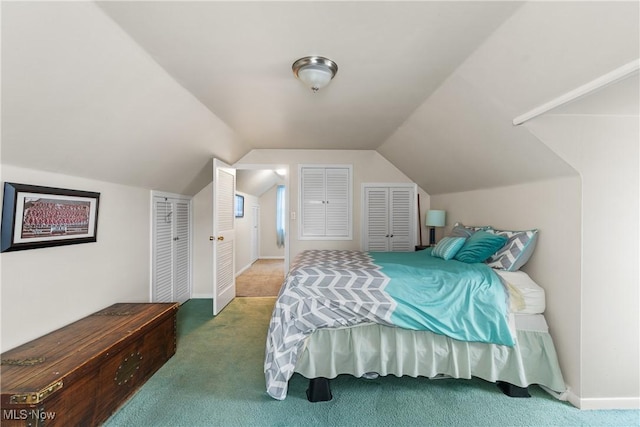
(1, 182, 100, 252)
(235, 194, 244, 218)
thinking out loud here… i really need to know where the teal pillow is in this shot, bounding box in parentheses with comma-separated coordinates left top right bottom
(432, 237, 467, 260)
(454, 231, 508, 264)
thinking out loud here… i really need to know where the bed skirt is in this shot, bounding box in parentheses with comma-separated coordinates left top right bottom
(294, 319, 566, 393)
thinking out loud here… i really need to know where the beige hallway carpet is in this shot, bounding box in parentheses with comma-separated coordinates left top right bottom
(236, 259, 285, 297)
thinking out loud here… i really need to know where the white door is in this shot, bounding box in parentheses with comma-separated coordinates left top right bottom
(251, 205, 260, 263)
(362, 184, 417, 252)
(325, 168, 350, 237)
(364, 187, 390, 251)
(389, 188, 414, 252)
(173, 200, 191, 304)
(152, 196, 191, 303)
(212, 158, 236, 315)
(152, 197, 174, 302)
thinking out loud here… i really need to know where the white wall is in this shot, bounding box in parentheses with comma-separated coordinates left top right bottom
(259, 185, 284, 259)
(431, 177, 582, 403)
(432, 111, 640, 409)
(235, 150, 427, 261)
(191, 182, 212, 298)
(526, 115, 639, 408)
(1, 165, 151, 352)
(234, 191, 259, 273)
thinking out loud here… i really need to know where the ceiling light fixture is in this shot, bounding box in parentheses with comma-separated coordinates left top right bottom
(292, 56, 338, 93)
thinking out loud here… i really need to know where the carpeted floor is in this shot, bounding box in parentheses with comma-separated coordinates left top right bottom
(104, 298, 640, 427)
(236, 259, 284, 297)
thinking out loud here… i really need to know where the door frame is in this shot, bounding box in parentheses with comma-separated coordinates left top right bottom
(232, 162, 290, 273)
(251, 205, 260, 264)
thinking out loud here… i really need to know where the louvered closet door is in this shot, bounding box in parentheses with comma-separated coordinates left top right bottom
(153, 198, 174, 302)
(173, 201, 190, 304)
(325, 168, 350, 237)
(389, 188, 414, 252)
(301, 168, 326, 237)
(364, 188, 390, 251)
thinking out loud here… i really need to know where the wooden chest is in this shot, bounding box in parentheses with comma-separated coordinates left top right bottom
(1, 302, 178, 426)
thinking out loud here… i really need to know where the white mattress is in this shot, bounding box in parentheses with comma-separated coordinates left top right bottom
(495, 270, 546, 314)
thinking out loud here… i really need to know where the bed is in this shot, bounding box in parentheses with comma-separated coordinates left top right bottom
(264, 226, 566, 401)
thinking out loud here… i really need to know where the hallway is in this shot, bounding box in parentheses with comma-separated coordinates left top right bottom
(235, 259, 285, 297)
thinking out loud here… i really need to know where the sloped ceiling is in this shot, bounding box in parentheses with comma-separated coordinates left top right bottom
(1, 1, 251, 195)
(95, 1, 521, 151)
(378, 1, 639, 194)
(237, 169, 284, 198)
(2, 2, 638, 196)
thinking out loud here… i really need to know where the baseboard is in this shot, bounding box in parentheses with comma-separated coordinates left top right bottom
(577, 396, 640, 410)
(235, 263, 253, 277)
(259, 256, 285, 260)
(191, 293, 213, 299)
(539, 385, 639, 410)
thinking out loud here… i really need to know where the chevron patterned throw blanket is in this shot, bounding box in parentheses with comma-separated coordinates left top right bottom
(264, 249, 513, 400)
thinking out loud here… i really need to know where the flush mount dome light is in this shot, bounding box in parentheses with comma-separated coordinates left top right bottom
(292, 56, 338, 93)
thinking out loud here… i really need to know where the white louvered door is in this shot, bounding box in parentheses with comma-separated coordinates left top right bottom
(212, 158, 236, 316)
(173, 201, 190, 304)
(325, 168, 350, 237)
(364, 187, 390, 251)
(153, 198, 174, 302)
(301, 167, 326, 237)
(389, 188, 413, 251)
(299, 165, 352, 240)
(362, 184, 417, 252)
(152, 196, 191, 303)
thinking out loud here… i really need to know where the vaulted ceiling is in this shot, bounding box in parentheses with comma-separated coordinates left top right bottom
(2, 2, 638, 195)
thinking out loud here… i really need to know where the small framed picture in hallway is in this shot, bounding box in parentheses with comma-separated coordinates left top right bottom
(235, 194, 244, 218)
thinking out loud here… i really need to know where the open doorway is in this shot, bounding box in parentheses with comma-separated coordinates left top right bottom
(233, 165, 289, 297)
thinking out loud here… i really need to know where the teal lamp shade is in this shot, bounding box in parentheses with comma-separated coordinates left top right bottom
(425, 210, 446, 245)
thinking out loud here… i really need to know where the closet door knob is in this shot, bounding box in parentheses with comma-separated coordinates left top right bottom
(217, 236, 224, 241)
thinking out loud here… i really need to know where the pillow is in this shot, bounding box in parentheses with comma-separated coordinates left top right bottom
(454, 230, 508, 264)
(431, 236, 467, 260)
(485, 228, 539, 271)
(450, 222, 492, 238)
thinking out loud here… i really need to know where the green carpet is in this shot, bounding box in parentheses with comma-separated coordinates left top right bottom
(104, 298, 639, 427)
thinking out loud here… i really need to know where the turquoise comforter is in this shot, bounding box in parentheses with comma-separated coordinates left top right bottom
(265, 249, 514, 400)
(371, 249, 514, 346)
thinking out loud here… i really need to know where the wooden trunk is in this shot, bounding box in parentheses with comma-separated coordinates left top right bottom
(1, 303, 178, 426)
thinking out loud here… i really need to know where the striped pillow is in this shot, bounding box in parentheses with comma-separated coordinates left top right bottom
(486, 229, 539, 271)
(450, 222, 492, 238)
(431, 236, 467, 260)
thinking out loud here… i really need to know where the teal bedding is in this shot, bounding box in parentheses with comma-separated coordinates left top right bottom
(265, 249, 515, 400)
(371, 249, 514, 346)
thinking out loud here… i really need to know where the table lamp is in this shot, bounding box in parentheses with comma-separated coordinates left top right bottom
(425, 210, 446, 246)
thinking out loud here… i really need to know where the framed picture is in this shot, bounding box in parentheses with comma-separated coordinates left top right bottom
(1, 182, 100, 252)
(235, 194, 244, 218)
